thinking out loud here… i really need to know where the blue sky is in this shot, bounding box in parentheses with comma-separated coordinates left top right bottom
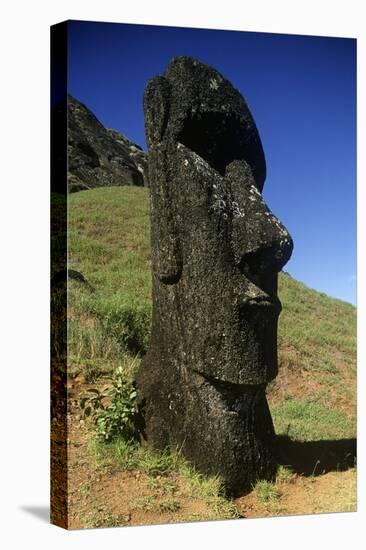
(68, 20, 356, 305)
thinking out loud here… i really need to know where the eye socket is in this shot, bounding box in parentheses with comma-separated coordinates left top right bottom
(177, 111, 264, 182)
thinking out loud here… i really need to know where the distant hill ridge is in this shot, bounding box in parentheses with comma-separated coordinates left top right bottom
(68, 95, 148, 192)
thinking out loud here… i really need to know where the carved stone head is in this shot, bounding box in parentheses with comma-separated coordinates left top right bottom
(137, 56, 293, 495)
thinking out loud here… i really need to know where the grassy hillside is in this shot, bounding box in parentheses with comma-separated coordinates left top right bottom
(65, 186, 356, 527)
(68, 186, 356, 420)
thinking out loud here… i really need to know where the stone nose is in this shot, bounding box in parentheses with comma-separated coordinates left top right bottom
(226, 161, 293, 276)
(238, 191, 293, 274)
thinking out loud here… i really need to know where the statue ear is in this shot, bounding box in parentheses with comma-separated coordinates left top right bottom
(144, 76, 182, 285)
(144, 76, 171, 148)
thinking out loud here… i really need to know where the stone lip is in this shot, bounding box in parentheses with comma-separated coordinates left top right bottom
(67, 94, 149, 192)
(240, 295, 282, 314)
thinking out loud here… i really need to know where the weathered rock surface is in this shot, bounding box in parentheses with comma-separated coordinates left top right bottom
(136, 56, 293, 496)
(67, 95, 148, 192)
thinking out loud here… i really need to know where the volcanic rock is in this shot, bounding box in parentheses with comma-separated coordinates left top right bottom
(67, 95, 148, 192)
(136, 56, 293, 496)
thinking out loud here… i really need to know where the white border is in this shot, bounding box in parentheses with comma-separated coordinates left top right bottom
(0, 1, 364, 548)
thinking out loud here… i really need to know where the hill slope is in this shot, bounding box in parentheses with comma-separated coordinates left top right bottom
(68, 95, 148, 192)
(68, 186, 356, 424)
(65, 186, 356, 526)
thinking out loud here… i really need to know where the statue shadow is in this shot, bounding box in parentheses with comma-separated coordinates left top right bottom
(275, 435, 356, 476)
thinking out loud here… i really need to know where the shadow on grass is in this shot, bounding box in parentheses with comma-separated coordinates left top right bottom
(276, 436, 356, 476)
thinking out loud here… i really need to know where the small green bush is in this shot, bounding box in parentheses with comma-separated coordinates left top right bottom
(80, 366, 140, 442)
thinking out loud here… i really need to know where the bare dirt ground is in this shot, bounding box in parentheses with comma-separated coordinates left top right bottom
(67, 378, 217, 529)
(65, 377, 356, 530)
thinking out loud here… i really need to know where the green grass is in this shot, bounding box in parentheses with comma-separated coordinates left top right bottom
(271, 397, 356, 441)
(88, 436, 240, 521)
(253, 480, 282, 503)
(67, 187, 356, 412)
(276, 465, 295, 484)
(65, 186, 356, 524)
(278, 273, 356, 377)
(88, 437, 181, 475)
(67, 187, 151, 372)
(179, 463, 223, 499)
(67, 185, 356, 434)
(252, 480, 283, 514)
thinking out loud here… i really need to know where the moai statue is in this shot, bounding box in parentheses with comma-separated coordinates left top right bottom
(136, 56, 293, 496)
